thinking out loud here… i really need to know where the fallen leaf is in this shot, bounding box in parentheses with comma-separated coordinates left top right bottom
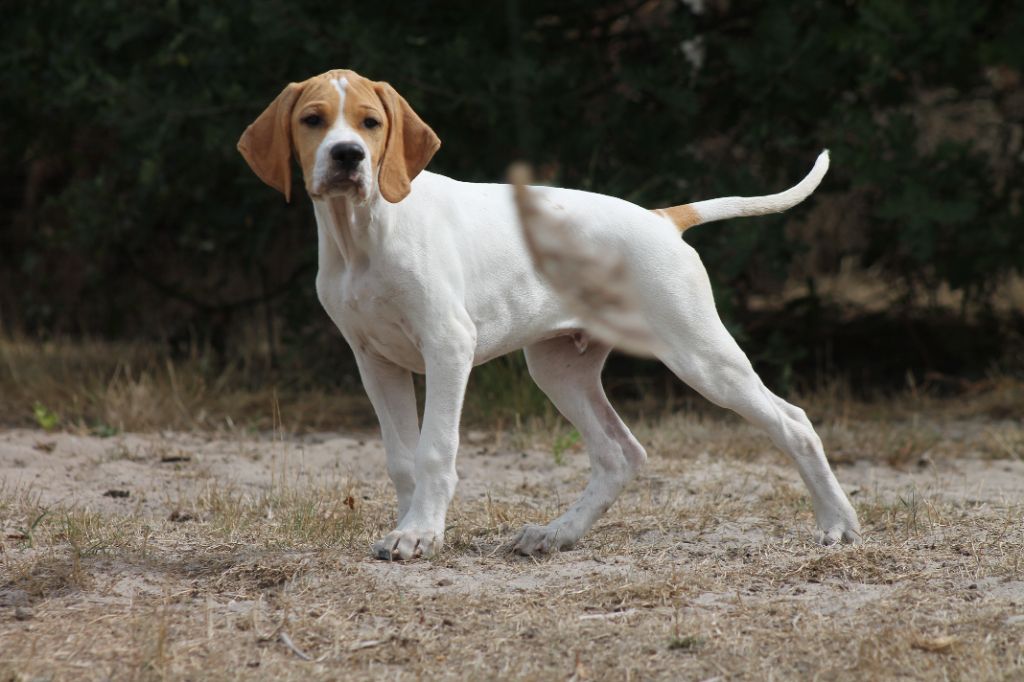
(912, 635, 957, 653)
(160, 455, 191, 463)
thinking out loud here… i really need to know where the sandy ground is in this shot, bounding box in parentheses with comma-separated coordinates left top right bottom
(1, 419, 1023, 680)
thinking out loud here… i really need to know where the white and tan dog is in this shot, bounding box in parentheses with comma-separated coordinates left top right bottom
(238, 69, 860, 560)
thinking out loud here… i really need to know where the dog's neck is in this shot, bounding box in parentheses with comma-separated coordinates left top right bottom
(313, 191, 391, 271)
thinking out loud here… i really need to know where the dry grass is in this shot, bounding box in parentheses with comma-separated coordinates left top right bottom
(3, 335, 1023, 438)
(2, 404, 1023, 680)
(0, 336, 376, 433)
(2, 337, 1023, 679)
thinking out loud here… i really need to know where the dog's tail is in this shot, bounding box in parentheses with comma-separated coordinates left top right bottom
(652, 150, 830, 232)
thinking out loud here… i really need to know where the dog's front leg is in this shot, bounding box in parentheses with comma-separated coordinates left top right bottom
(372, 334, 474, 561)
(353, 352, 420, 522)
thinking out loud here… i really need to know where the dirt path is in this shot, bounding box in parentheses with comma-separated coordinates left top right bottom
(1, 420, 1023, 680)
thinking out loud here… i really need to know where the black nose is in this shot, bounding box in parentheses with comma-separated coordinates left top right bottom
(330, 142, 365, 171)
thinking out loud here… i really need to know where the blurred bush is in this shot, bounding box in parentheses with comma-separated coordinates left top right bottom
(1, 0, 1021, 387)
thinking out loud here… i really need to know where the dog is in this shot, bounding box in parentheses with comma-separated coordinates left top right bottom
(238, 69, 860, 560)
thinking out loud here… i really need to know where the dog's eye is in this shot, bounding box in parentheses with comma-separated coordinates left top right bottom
(363, 117, 381, 130)
(301, 114, 323, 127)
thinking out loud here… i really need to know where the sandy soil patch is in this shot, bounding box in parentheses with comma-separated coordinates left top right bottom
(1, 416, 1022, 680)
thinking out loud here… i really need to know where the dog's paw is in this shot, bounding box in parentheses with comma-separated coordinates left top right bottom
(372, 528, 440, 561)
(511, 524, 576, 556)
(816, 503, 862, 546)
(819, 525, 862, 546)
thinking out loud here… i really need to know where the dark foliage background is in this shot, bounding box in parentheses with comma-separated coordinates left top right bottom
(2, 0, 1022, 392)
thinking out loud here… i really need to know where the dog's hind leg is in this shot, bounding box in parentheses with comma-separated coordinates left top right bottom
(652, 307, 860, 544)
(509, 159, 857, 545)
(512, 335, 647, 555)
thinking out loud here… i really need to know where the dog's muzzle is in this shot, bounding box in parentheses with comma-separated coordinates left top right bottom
(319, 142, 368, 198)
(330, 142, 364, 172)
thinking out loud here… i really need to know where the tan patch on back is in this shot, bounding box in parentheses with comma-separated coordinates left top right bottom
(652, 204, 702, 232)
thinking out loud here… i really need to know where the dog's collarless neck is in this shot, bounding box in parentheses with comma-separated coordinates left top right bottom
(313, 194, 384, 268)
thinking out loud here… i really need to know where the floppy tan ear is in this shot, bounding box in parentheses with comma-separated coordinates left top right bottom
(237, 82, 304, 202)
(373, 82, 441, 203)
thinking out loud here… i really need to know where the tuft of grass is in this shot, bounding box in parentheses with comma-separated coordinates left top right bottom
(32, 401, 59, 431)
(10, 509, 49, 548)
(552, 429, 581, 465)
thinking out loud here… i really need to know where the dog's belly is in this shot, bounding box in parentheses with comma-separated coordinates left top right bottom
(469, 300, 580, 366)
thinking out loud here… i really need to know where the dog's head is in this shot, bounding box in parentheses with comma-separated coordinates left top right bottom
(237, 69, 440, 203)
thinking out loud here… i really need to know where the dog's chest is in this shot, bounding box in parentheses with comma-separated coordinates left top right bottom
(317, 267, 425, 372)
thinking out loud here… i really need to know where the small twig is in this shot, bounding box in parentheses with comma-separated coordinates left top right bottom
(279, 632, 312, 661)
(349, 638, 389, 652)
(578, 608, 638, 621)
